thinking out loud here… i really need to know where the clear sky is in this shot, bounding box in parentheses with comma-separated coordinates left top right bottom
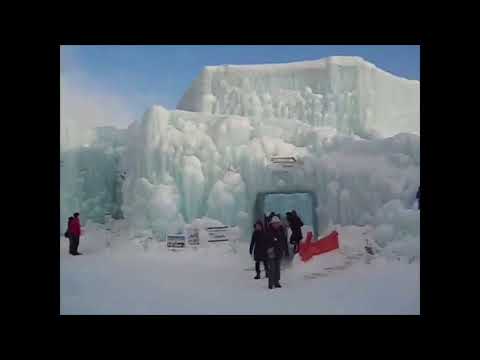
(61, 45, 420, 123)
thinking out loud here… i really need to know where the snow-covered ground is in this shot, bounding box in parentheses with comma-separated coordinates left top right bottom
(60, 222, 419, 315)
(60, 55, 420, 315)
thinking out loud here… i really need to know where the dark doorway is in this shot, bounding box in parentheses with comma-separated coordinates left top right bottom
(254, 191, 318, 238)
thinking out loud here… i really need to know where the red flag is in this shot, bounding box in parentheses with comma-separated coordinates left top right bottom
(299, 231, 339, 262)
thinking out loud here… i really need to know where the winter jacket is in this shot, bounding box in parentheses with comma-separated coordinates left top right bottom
(287, 214, 304, 244)
(249, 230, 268, 261)
(266, 213, 275, 226)
(416, 188, 420, 209)
(289, 215, 303, 232)
(266, 225, 289, 259)
(64, 218, 73, 238)
(69, 217, 81, 237)
(289, 229, 303, 244)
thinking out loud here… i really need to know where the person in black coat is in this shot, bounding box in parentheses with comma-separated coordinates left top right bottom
(287, 210, 304, 254)
(265, 216, 289, 289)
(65, 216, 73, 237)
(266, 212, 275, 226)
(249, 221, 269, 279)
(64, 216, 74, 250)
(416, 186, 420, 210)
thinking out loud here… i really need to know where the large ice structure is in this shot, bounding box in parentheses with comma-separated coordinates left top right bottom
(178, 57, 419, 138)
(121, 105, 419, 239)
(61, 56, 420, 243)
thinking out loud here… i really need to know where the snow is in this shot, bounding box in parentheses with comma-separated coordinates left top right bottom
(60, 55, 420, 315)
(60, 222, 419, 315)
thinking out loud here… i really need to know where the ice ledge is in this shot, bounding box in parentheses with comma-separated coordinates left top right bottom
(203, 56, 418, 83)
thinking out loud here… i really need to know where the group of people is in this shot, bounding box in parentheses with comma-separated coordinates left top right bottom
(249, 210, 304, 290)
(64, 212, 82, 255)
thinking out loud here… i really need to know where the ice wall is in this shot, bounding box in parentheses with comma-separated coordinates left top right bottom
(60, 127, 127, 232)
(177, 57, 419, 138)
(61, 56, 420, 241)
(121, 105, 419, 239)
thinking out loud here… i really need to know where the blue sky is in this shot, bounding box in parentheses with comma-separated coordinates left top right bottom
(61, 45, 420, 122)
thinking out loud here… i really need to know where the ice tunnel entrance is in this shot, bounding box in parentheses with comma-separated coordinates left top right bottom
(254, 191, 318, 239)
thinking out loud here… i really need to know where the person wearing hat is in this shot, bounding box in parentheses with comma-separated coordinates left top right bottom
(249, 220, 269, 279)
(265, 216, 289, 289)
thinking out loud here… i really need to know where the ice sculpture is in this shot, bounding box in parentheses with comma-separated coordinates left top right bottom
(178, 57, 419, 138)
(61, 56, 420, 240)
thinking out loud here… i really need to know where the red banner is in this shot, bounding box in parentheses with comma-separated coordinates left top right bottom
(299, 231, 339, 262)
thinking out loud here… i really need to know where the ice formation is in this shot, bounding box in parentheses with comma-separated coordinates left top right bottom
(60, 56, 420, 245)
(60, 126, 127, 227)
(178, 57, 419, 138)
(371, 199, 420, 260)
(120, 106, 419, 239)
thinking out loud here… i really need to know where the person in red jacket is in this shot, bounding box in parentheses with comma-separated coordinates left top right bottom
(68, 212, 82, 255)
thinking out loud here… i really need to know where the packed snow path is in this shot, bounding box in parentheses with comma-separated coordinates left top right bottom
(60, 224, 419, 315)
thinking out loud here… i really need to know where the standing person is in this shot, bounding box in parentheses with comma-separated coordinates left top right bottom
(266, 212, 275, 225)
(65, 216, 74, 251)
(264, 213, 270, 229)
(249, 221, 269, 279)
(286, 211, 293, 232)
(69, 212, 82, 255)
(266, 216, 289, 289)
(280, 213, 291, 254)
(416, 186, 420, 210)
(288, 210, 304, 254)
